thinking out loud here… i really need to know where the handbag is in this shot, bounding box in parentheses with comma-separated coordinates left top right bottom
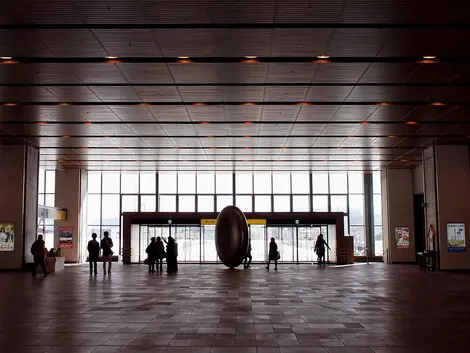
(276, 251, 281, 260)
(143, 258, 149, 265)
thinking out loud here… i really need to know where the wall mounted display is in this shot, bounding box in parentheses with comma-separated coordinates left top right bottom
(0, 222, 15, 251)
(447, 223, 466, 252)
(59, 227, 73, 248)
(395, 227, 410, 249)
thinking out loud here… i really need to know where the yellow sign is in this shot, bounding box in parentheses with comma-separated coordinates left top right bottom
(201, 219, 266, 225)
(201, 219, 217, 225)
(247, 219, 266, 225)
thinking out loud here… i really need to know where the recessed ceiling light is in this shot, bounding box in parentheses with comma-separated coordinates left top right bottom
(388, 135, 397, 139)
(361, 121, 370, 125)
(243, 121, 254, 125)
(317, 55, 330, 59)
(431, 102, 446, 106)
(84, 122, 93, 125)
(423, 55, 436, 60)
(245, 56, 257, 59)
(178, 56, 190, 59)
(3, 103, 17, 107)
(36, 121, 48, 125)
(61, 135, 71, 139)
(58, 103, 69, 107)
(405, 121, 419, 125)
(400, 159, 408, 163)
(192, 102, 206, 106)
(200, 121, 211, 125)
(378, 102, 391, 106)
(105, 56, 118, 59)
(243, 102, 256, 106)
(244, 146, 251, 149)
(298, 102, 310, 106)
(0, 56, 12, 60)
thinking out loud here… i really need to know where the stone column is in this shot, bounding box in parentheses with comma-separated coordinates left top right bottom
(424, 145, 470, 270)
(54, 169, 87, 263)
(0, 145, 39, 269)
(381, 168, 416, 263)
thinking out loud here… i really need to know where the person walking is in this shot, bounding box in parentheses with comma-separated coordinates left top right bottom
(266, 237, 279, 270)
(31, 234, 48, 277)
(314, 234, 331, 266)
(100, 231, 114, 275)
(146, 237, 158, 273)
(87, 233, 100, 275)
(156, 236, 166, 272)
(243, 237, 252, 268)
(165, 236, 178, 273)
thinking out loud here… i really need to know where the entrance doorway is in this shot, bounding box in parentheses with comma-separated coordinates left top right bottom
(298, 225, 328, 262)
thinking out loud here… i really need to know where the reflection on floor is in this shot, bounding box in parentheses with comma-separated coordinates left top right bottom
(1, 263, 470, 353)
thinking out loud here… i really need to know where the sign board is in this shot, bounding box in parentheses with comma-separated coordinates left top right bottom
(0, 222, 15, 251)
(38, 206, 67, 221)
(59, 227, 73, 248)
(395, 227, 410, 249)
(201, 219, 266, 225)
(447, 223, 466, 252)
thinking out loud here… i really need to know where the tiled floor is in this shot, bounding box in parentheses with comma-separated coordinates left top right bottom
(1, 263, 470, 353)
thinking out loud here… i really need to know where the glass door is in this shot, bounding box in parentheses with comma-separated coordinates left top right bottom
(171, 226, 201, 263)
(267, 226, 295, 262)
(297, 225, 329, 263)
(202, 225, 218, 262)
(249, 225, 266, 261)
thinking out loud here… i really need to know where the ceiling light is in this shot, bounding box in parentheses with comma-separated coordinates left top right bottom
(0, 56, 12, 60)
(137, 102, 150, 107)
(105, 56, 118, 59)
(423, 55, 436, 60)
(200, 121, 211, 125)
(317, 55, 330, 59)
(348, 136, 355, 139)
(178, 56, 190, 59)
(388, 135, 397, 139)
(400, 159, 408, 163)
(361, 121, 370, 125)
(378, 102, 391, 106)
(405, 121, 419, 125)
(243, 121, 254, 125)
(3, 103, 17, 107)
(244, 146, 251, 150)
(36, 121, 48, 125)
(244, 56, 257, 59)
(298, 102, 310, 106)
(209, 146, 217, 150)
(58, 103, 69, 107)
(244, 136, 252, 139)
(205, 136, 213, 139)
(61, 135, 71, 139)
(431, 102, 446, 106)
(243, 102, 256, 106)
(192, 102, 206, 106)
(84, 122, 93, 125)
(80, 146, 89, 150)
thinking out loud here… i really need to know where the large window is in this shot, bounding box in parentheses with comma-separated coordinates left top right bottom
(37, 168, 56, 250)
(83, 171, 381, 262)
(373, 171, 383, 256)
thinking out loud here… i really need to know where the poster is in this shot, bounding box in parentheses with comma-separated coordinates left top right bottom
(0, 222, 15, 251)
(59, 227, 73, 248)
(447, 223, 466, 252)
(395, 227, 410, 249)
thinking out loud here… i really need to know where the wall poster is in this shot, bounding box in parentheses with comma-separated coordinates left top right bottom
(59, 227, 73, 248)
(395, 227, 410, 249)
(447, 223, 466, 252)
(0, 222, 15, 251)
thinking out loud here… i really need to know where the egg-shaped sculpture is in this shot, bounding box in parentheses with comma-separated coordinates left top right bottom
(215, 205, 249, 268)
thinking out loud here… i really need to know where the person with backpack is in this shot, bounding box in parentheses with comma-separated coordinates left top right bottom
(146, 237, 158, 273)
(100, 231, 114, 275)
(87, 233, 100, 275)
(156, 236, 166, 272)
(266, 237, 279, 270)
(314, 234, 331, 266)
(31, 234, 48, 277)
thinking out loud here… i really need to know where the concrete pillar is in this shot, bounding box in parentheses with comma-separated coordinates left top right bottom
(381, 168, 416, 263)
(0, 145, 39, 269)
(54, 169, 87, 263)
(424, 145, 470, 270)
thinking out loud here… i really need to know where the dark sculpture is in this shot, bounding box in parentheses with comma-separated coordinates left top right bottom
(215, 205, 249, 268)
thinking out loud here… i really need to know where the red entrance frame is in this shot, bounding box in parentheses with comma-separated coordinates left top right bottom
(121, 212, 354, 265)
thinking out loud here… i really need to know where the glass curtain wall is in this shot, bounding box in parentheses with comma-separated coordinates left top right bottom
(85, 171, 379, 261)
(37, 168, 56, 250)
(372, 171, 383, 256)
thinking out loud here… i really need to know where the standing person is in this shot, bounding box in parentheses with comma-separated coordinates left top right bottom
(243, 237, 252, 269)
(146, 237, 158, 273)
(31, 234, 48, 277)
(100, 231, 114, 275)
(314, 234, 331, 266)
(266, 237, 279, 270)
(165, 236, 178, 273)
(156, 236, 166, 272)
(87, 233, 100, 275)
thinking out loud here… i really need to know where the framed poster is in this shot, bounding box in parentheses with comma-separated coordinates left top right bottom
(0, 222, 15, 251)
(447, 223, 466, 252)
(59, 227, 73, 248)
(395, 227, 410, 249)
